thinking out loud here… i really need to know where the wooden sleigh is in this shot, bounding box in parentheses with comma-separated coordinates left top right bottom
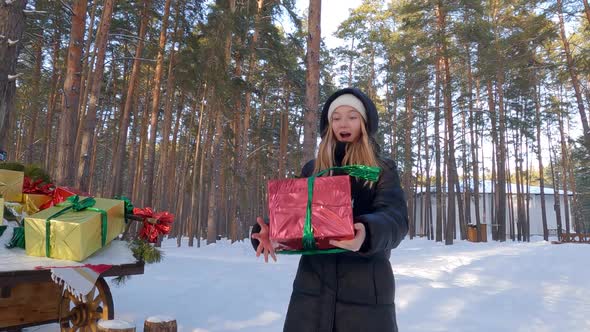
(0, 261, 144, 331)
(0, 215, 153, 331)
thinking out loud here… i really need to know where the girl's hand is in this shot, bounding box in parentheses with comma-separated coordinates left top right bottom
(251, 217, 277, 263)
(329, 223, 366, 252)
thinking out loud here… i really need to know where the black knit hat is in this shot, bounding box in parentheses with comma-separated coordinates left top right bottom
(319, 88, 379, 138)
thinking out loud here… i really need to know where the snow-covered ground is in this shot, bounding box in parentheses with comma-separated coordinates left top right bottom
(24, 236, 590, 332)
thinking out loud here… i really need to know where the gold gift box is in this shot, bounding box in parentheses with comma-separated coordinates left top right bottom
(24, 197, 125, 261)
(3, 201, 24, 222)
(22, 193, 52, 215)
(0, 170, 24, 202)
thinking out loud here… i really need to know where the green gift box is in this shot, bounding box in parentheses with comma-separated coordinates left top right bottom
(24, 196, 125, 261)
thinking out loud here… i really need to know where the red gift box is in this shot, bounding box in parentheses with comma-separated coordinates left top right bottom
(267, 175, 355, 251)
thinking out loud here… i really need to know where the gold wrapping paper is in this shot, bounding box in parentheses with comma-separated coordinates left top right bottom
(22, 194, 53, 215)
(24, 197, 125, 261)
(0, 170, 24, 202)
(3, 202, 24, 222)
(0, 197, 4, 222)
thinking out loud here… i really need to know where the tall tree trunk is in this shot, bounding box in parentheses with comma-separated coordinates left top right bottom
(468, 48, 482, 239)
(423, 102, 433, 240)
(55, 0, 88, 186)
(415, 113, 423, 236)
(206, 108, 223, 244)
(525, 140, 531, 242)
(302, 0, 321, 163)
(190, 86, 207, 247)
(461, 98, 471, 230)
(145, 0, 172, 206)
(73, 1, 98, 161)
(487, 80, 500, 240)
(110, 0, 151, 197)
(495, 69, 508, 242)
(557, 0, 590, 151)
(348, 36, 355, 86)
(25, 29, 43, 163)
(230, 36, 243, 242)
(236, 0, 264, 238)
(548, 138, 563, 240)
(557, 99, 571, 234)
(437, 0, 457, 244)
(76, 0, 115, 192)
(76, 1, 98, 122)
(533, 70, 549, 240)
(89, 106, 107, 194)
(279, 87, 290, 178)
(175, 102, 195, 246)
(169, 92, 184, 207)
(584, 0, 590, 25)
(156, 0, 183, 211)
(133, 77, 153, 206)
(0, 0, 28, 153)
(391, 83, 398, 160)
(44, 28, 62, 169)
(434, 58, 443, 242)
(403, 92, 415, 239)
(513, 125, 523, 241)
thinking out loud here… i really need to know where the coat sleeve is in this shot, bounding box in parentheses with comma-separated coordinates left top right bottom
(300, 159, 315, 177)
(355, 158, 409, 256)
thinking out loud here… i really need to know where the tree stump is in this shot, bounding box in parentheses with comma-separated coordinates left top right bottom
(144, 315, 177, 332)
(97, 319, 136, 332)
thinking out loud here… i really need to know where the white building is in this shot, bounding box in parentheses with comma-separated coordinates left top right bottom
(413, 180, 575, 238)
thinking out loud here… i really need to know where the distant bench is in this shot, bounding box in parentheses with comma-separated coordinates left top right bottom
(558, 233, 590, 244)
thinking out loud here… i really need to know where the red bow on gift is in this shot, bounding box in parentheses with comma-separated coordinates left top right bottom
(22, 177, 55, 195)
(38, 187, 78, 210)
(133, 207, 175, 243)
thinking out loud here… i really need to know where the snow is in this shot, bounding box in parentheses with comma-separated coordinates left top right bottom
(146, 315, 175, 323)
(0, 224, 136, 271)
(98, 319, 136, 329)
(18, 236, 590, 332)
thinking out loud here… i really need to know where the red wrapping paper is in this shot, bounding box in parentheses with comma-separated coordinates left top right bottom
(38, 187, 77, 210)
(22, 177, 54, 195)
(267, 175, 354, 250)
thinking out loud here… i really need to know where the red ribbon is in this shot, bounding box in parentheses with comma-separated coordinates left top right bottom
(133, 207, 175, 243)
(22, 177, 55, 195)
(38, 187, 77, 210)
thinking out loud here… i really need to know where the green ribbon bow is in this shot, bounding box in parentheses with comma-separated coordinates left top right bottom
(44, 195, 108, 257)
(280, 164, 381, 255)
(115, 196, 134, 218)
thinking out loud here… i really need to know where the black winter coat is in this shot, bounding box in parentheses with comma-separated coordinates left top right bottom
(252, 156, 409, 332)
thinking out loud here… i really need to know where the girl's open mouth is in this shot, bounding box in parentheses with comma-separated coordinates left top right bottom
(340, 132, 351, 139)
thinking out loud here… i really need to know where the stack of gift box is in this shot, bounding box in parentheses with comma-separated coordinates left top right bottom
(1, 168, 125, 261)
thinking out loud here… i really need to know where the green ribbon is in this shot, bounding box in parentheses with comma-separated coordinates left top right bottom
(280, 165, 381, 255)
(5, 226, 25, 249)
(44, 195, 108, 257)
(115, 195, 134, 218)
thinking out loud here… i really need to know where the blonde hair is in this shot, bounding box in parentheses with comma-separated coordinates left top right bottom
(314, 117, 379, 175)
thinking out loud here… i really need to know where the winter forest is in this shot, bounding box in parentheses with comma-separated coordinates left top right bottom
(1, 0, 590, 247)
